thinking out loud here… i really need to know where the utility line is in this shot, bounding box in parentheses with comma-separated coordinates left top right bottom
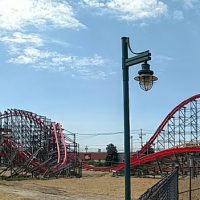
(75, 130, 154, 136)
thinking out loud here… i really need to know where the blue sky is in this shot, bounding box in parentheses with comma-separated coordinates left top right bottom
(0, 0, 200, 152)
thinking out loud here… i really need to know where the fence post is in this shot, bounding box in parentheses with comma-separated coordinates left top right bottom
(176, 167, 179, 200)
(189, 157, 194, 200)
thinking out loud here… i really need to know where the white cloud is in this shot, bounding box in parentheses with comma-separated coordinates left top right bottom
(0, 0, 84, 31)
(51, 39, 69, 47)
(80, 0, 168, 21)
(153, 55, 174, 75)
(154, 55, 174, 67)
(80, 0, 105, 8)
(182, 0, 199, 9)
(0, 1, 113, 80)
(74, 54, 105, 66)
(9, 47, 53, 64)
(173, 10, 184, 20)
(0, 30, 110, 79)
(0, 32, 43, 46)
(8, 46, 109, 79)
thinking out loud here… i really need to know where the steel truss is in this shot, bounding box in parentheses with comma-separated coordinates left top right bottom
(82, 94, 200, 176)
(155, 98, 200, 152)
(0, 109, 81, 179)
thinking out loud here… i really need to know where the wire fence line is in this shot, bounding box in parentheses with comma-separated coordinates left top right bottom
(138, 169, 178, 200)
(178, 166, 200, 200)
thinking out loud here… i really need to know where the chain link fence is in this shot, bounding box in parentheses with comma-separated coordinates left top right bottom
(138, 169, 178, 200)
(178, 166, 200, 200)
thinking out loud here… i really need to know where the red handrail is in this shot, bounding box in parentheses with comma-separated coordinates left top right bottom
(52, 123, 61, 164)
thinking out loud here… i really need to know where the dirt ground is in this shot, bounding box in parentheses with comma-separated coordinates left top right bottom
(0, 170, 199, 200)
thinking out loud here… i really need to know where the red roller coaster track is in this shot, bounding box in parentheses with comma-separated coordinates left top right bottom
(83, 94, 200, 172)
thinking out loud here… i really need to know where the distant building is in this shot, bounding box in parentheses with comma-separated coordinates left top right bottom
(79, 152, 107, 163)
(79, 152, 136, 163)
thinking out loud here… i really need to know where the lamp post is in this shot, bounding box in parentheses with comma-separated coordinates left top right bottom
(121, 37, 158, 200)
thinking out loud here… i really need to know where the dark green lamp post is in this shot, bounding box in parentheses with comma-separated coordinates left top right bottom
(121, 37, 158, 200)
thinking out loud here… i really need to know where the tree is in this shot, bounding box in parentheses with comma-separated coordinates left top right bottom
(105, 143, 118, 166)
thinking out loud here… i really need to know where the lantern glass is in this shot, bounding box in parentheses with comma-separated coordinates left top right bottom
(134, 74, 158, 91)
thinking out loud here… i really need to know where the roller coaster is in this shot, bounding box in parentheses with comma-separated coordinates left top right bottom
(0, 109, 81, 179)
(83, 94, 200, 175)
(1, 94, 200, 179)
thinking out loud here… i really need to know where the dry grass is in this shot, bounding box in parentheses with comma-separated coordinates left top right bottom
(179, 177, 200, 200)
(0, 170, 199, 200)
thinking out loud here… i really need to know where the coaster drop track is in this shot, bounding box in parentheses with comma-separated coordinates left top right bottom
(0, 109, 81, 179)
(83, 94, 200, 174)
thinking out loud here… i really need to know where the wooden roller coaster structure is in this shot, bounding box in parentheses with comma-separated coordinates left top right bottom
(0, 109, 81, 179)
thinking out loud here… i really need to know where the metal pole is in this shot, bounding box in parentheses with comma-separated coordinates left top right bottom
(140, 128, 143, 148)
(176, 167, 179, 200)
(189, 157, 193, 200)
(85, 145, 88, 153)
(189, 166, 192, 200)
(131, 136, 133, 153)
(122, 37, 131, 200)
